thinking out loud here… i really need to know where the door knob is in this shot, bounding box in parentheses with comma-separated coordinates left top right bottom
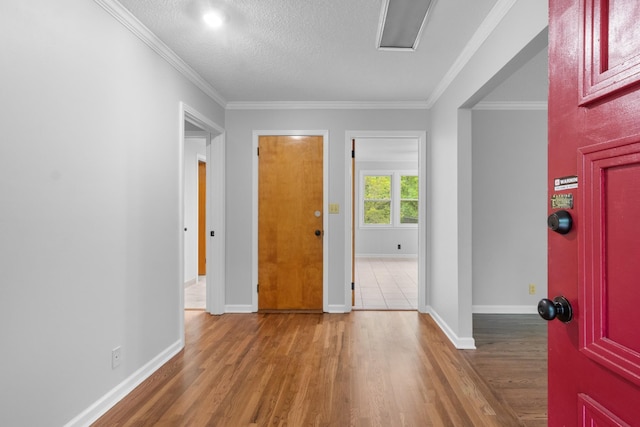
(315, 229, 322, 236)
(547, 210, 573, 234)
(538, 296, 573, 323)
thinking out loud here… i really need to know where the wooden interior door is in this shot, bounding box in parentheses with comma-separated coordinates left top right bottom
(258, 135, 323, 311)
(198, 160, 206, 275)
(546, 0, 640, 424)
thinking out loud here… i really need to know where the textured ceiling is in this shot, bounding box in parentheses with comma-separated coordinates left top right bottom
(117, 0, 499, 103)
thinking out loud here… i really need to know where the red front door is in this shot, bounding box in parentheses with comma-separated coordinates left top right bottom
(547, 0, 640, 425)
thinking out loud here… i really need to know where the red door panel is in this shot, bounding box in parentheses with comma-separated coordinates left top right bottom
(579, 139, 640, 384)
(580, 0, 640, 104)
(578, 394, 631, 427)
(548, 0, 640, 425)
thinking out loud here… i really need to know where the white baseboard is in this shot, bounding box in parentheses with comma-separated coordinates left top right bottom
(472, 305, 538, 314)
(327, 304, 350, 313)
(224, 304, 254, 313)
(224, 305, 349, 313)
(425, 306, 476, 349)
(64, 339, 183, 427)
(356, 254, 418, 259)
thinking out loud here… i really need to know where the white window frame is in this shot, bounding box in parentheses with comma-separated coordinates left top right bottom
(359, 170, 418, 228)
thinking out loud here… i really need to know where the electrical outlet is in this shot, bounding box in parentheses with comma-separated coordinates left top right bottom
(397, 244, 401, 250)
(528, 284, 536, 295)
(112, 346, 122, 369)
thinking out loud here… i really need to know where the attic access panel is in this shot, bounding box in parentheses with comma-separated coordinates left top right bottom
(378, 0, 434, 51)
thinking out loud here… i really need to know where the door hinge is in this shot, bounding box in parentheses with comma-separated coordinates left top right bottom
(257, 146, 260, 156)
(351, 282, 355, 290)
(210, 231, 215, 237)
(351, 150, 355, 158)
(257, 284, 259, 293)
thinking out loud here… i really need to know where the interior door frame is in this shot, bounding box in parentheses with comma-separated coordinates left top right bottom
(252, 130, 330, 312)
(179, 102, 226, 343)
(344, 130, 429, 313)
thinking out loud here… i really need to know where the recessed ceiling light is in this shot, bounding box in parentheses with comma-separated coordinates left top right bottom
(203, 10, 226, 29)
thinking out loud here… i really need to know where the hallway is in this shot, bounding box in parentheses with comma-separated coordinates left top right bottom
(94, 311, 546, 426)
(184, 276, 205, 309)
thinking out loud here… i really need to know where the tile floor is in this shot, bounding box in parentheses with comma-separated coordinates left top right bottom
(184, 257, 418, 311)
(353, 257, 418, 310)
(184, 276, 206, 309)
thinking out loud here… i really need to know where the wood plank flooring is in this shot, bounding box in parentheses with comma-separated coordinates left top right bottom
(463, 314, 547, 427)
(93, 312, 546, 426)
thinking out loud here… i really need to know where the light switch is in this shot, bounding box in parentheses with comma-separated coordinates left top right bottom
(329, 203, 340, 214)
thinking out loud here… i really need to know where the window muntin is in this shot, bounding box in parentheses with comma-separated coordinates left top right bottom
(360, 171, 418, 228)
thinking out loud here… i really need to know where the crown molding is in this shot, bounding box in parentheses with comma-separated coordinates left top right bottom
(94, 0, 227, 107)
(426, 0, 518, 108)
(473, 101, 547, 110)
(225, 101, 429, 110)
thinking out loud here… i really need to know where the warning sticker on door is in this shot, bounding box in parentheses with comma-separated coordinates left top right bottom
(551, 193, 574, 209)
(554, 175, 578, 191)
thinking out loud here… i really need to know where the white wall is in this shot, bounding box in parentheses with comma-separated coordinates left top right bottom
(428, 0, 548, 345)
(183, 138, 206, 283)
(471, 110, 547, 311)
(224, 109, 429, 309)
(0, 1, 224, 426)
(355, 160, 419, 256)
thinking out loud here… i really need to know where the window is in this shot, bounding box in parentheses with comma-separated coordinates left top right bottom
(400, 175, 419, 224)
(363, 175, 392, 225)
(360, 171, 418, 227)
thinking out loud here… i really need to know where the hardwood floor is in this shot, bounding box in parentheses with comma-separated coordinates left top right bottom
(463, 314, 547, 427)
(93, 312, 546, 426)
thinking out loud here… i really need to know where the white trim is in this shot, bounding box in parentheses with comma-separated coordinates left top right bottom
(472, 305, 538, 314)
(226, 101, 429, 110)
(179, 103, 225, 331)
(473, 101, 548, 110)
(345, 131, 428, 314)
(224, 304, 254, 313)
(185, 131, 210, 138)
(426, 0, 518, 107)
(63, 340, 182, 427)
(252, 130, 330, 312)
(327, 304, 350, 313)
(94, 0, 518, 113)
(207, 133, 226, 315)
(93, 0, 226, 107)
(194, 152, 207, 310)
(425, 307, 476, 349)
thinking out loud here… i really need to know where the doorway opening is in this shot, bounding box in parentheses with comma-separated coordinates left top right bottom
(345, 131, 427, 312)
(183, 132, 207, 309)
(179, 102, 225, 344)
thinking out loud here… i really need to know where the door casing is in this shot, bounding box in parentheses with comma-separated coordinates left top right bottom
(345, 130, 428, 313)
(179, 102, 225, 347)
(252, 130, 330, 312)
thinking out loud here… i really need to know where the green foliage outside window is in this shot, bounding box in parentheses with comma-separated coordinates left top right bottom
(400, 175, 419, 223)
(363, 175, 391, 224)
(362, 174, 419, 226)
